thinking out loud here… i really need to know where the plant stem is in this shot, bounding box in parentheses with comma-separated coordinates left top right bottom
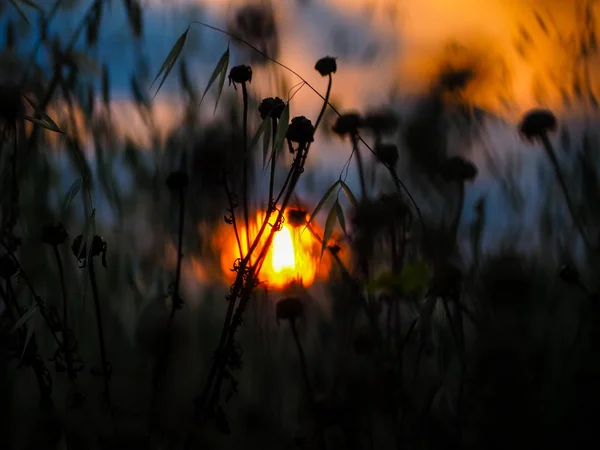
(88, 256, 113, 420)
(52, 245, 76, 381)
(290, 319, 327, 450)
(314, 74, 332, 133)
(242, 82, 250, 256)
(268, 118, 278, 206)
(541, 133, 594, 251)
(351, 134, 367, 200)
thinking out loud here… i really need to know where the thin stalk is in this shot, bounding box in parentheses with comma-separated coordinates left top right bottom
(242, 82, 250, 256)
(52, 245, 76, 381)
(290, 319, 327, 450)
(540, 133, 594, 251)
(88, 256, 113, 421)
(224, 175, 244, 259)
(314, 74, 332, 132)
(351, 134, 367, 199)
(268, 117, 278, 206)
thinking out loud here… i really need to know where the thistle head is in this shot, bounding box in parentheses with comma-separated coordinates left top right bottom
(519, 109, 557, 143)
(315, 56, 337, 76)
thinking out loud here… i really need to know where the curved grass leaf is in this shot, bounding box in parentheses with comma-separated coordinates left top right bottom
(304, 180, 340, 235)
(23, 95, 63, 133)
(151, 27, 189, 100)
(249, 117, 268, 159)
(272, 103, 289, 157)
(334, 200, 347, 235)
(340, 180, 358, 208)
(322, 203, 338, 257)
(9, 0, 32, 25)
(62, 177, 83, 214)
(198, 47, 230, 111)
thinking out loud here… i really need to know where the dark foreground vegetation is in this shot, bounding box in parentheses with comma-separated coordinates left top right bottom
(2, 1, 600, 449)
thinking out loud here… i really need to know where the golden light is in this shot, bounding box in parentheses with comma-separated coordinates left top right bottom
(215, 209, 333, 289)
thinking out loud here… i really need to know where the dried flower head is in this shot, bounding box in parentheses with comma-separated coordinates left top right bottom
(439, 156, 478, 182)
(286, 116, 314, 144)
(258, 97, 285, 120)
(364, 110, 399, 135)
(315, 56, 337, 76)
(41, 223, 68, 246)
(286, 208, 308, 228)
(374, 143, 399, 167)
(276, 296, 304, 324)
(332, 113, 363, 136)
(72, 235, 108, 268)
(228, 65, 252, 86)
(0, 254, 18, 279)
(166, 171, 189, 191)
(519, 109, 557, 143)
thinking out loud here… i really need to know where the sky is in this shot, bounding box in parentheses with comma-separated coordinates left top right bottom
(2, 0, 598, 244)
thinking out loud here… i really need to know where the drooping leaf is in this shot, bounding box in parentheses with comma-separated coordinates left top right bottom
(305, 180, 340, 233)
(151, 27, 189, 99)
(198, 46, 229, 110)
(334, 200, 347, 235)
(340, 180, 358, 208)
(62, 178, 83, 214)
(272, 103, 289, 157)
(22, 95, 64, 133)
(322, 203, 338, 257)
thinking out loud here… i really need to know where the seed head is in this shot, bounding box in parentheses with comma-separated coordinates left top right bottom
(315, 56, 337, 76)
(228, 65, 252, 86)
(276, 296, 304, 324)
(286, 116, 314, 144)
(438, 156, 478, 182)
(332, 113, 363, 136)
(519, 109, 557, 143)
(258, 97, 285, 120)
(41, 223, 68, 246)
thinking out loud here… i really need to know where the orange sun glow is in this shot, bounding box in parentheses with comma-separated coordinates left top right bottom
(217, 210, 332, 289)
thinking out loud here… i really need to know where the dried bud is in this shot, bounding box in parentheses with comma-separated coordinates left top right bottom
(374, 143, 399, 167)
(332, 113, 363, 136)
(166, 171, 189, 191)
(0, 254, 18, 279)
(519, 109, 557, 143)
(286, 208, 307, 228)
(286, 116, 314, 144)
(315, 56, 337, 76)
(258, 97, 285, 120)
(559, 264, 579, 285)
(41, 223, 68, 246)
(364, 110, 399, 134)
(439, 156, 478, 182)
(276, 297, 304, 324)
(228, 65, 252, 85)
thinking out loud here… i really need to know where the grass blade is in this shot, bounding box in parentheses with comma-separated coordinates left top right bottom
(198, 46, 229, 109)
(340, 180, 358, 208)
(23, 94, 63, 133)
(10, 305, 38, 333)
(272, 103, 289, 157)
(16, 0, 43, 11)
(9, 0, 31, 25)
(151, 27, 189, 99)
(334, 200, 347, 235)
(62, 178, 83, 214)
(322, 203, 338, 257)
(305, 180, 340, 235)
(262, 117, 271, 169)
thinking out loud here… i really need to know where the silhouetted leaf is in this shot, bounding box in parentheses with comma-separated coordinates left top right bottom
(179, 59, 196, 102)
(20, 301, 39, 361)
(131, 75, 150, 110)
(199, 46, 229, 111)
(124, 0, 143, 38)
(15, 0, 42, 11)
(322, 203, 338, 257)
(23, 95, 63, 133)
(62, 178, 82, 214)
(534, 11, 549, 36)
(340, 180, 358, 208)
(262, 116, 271, 169)
(305, 180, 340, 232)
(248, 116, 268, 163)
(86, 1, 102, 47)
(9, 0, 32, 25)
(151, 27, 189, 99)
(334, 200, 346, 235)
(10, 304, 38, 333)
(272, 102, 290, 157)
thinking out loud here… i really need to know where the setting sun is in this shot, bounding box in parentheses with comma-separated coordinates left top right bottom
(216, 210, 333, 289)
